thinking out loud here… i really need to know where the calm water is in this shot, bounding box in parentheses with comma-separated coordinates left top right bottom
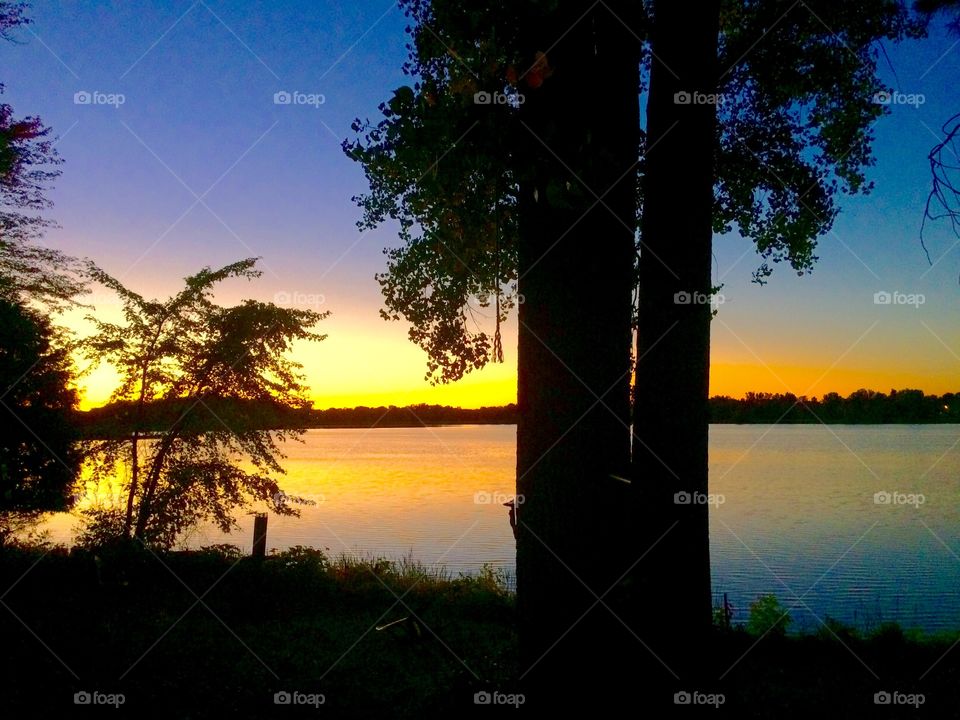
(45, 424, 960, 633)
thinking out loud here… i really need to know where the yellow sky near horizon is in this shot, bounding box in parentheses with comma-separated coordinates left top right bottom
(66, 279, 959, 411)
(76, 360, 958, 411)
(69, 302, 522, 410)
(73, 333, 958, 411)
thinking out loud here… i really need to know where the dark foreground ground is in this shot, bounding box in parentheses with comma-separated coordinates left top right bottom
(0, 544, 956, 718)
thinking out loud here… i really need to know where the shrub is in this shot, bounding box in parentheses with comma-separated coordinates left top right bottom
(747, 594, 792, 637)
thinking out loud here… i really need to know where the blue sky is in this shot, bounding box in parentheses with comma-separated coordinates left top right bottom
(2, 0, 959, 405)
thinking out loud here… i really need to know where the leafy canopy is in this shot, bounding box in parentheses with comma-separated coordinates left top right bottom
(81, 258, 327, 548)
(0, 296, 80, 525)
(0, 0, 85, 308)
(346, 0, 923, 383)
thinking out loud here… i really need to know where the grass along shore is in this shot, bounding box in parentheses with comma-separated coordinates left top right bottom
(0, 542, 957, 717)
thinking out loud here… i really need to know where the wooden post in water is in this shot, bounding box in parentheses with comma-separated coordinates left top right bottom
(252, 513, 268, 558)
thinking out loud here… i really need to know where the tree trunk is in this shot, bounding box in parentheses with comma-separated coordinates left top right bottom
(515, 0, 640, 706)
(633, 0, 721, 677)
(126, 434, 138, 538)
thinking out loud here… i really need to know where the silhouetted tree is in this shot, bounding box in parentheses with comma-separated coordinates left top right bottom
(348, 4, 639, 693)
(0, 3, 84, 544)
(630, 0, 720, 670)
(915, 0, 960, 32)
(0, 1, 84, 307)
(628, 2, 920, 663)
(347, 0, 921, 693)
(81, 259, 327, 548)
(510, 1, 639, 693)
(0, 296, 80, 543)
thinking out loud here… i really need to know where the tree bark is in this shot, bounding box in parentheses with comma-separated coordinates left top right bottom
(515, 0, 640, 706)
(633, 0, 721, 677)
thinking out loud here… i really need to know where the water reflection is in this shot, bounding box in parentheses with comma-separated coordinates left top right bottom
(40, 424, 960, 632)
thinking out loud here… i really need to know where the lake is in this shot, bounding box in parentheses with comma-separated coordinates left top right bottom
(44, 424, 960, 634)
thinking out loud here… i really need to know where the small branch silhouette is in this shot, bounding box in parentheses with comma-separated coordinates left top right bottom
(922, 111, 960, 270)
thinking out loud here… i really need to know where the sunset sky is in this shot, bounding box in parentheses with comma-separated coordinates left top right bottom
(3, 1, 959, 409)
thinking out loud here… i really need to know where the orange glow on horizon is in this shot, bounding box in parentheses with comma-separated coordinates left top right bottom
(75, 356, 957, 411)
(708, 362, 959, 399)
(67, 297, 957, 412)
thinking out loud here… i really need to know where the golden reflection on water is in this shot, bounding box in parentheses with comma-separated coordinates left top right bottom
(43, 426, 519, 576)
(36, 424, 960, 631)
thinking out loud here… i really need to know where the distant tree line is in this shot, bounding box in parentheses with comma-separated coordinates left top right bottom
(710, 389, 960, 424)
(304, 403, 518, 428)
(75, 400, 520, 438)
(75, 390, 960, 436)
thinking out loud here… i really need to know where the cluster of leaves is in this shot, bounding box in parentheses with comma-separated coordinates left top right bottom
(81, 259, 327, 547)
(347, 0, 924, 380)
(746, 593, 793, 637)
(915, 0, 960, 34)
(344, 0, 529, 383)
(0, 0, 27, 40)
(0, 297, 79, 531)
(716, 0, 925, 282)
